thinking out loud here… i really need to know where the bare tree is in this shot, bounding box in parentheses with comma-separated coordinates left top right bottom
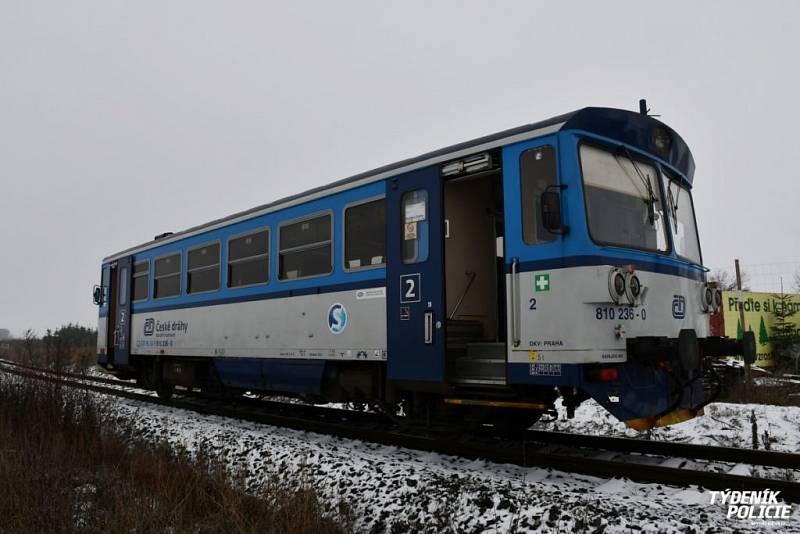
(794, 269, 800, 293)
(22, 329, 37, 364)
(709, 269, 750, 291)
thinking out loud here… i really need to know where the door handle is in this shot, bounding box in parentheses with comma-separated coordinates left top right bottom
(113, 329, 119, 347)
(424, 311, 434, 345)
(511, 258, 521, 347)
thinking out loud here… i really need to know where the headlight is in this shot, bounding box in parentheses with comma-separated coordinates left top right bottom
(652, 126, 672, 155)
(700, 284, 722, 313)
(614, 273, 626, 296)
(625, 273, 641, 305)
(713, 288, 723, 313)
(608, 269, 626, 303)
(701, 286, 714, 312)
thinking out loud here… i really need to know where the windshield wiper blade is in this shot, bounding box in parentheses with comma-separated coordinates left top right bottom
(615, 146, 658, 225)
(667, 185, 677, 223)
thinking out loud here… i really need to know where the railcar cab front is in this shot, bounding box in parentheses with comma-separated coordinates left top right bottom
(387, 106, 751, 430)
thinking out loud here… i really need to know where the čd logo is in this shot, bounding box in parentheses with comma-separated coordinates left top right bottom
(672, 295, 686, 319)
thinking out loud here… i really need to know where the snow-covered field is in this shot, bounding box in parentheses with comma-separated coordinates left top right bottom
(101, 392, 800, 533)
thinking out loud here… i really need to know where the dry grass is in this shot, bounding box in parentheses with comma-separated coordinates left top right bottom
(0, 375, 346, 533)
(719, 380, 800, 407)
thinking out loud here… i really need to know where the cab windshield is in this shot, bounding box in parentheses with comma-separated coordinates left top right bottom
(580, 144, 668, 253)
(664, 171, 702, 264)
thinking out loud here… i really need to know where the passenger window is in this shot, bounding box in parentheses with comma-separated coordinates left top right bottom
(228, 229, 270, 287)
(187, 243, 220, 294)
(401, 190, 429, 264)
(520, 146, 558, 245)
(132, 260, 149, 302)
(154, 253, 182, 298)
(345, 199, 385, 270)
(279, 214, 332, 280)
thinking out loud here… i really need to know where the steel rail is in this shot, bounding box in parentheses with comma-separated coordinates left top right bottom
(2, 359, 800, 502)
(0, 358, 388, 424)
(523, 429, 800, 470)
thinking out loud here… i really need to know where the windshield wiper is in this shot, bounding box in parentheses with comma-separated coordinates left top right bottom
(667, 182, 680, 224)
(614, 146, 658, 225)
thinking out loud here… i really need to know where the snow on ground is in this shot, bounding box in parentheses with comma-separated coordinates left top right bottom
(534, 398, 800, 453)
(81, 364, 112, 379)
(754, 376, 800, 387)
(101, 393, 800, 533)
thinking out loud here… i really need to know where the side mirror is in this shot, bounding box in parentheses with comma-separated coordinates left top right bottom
(541, 191, 566, 234)
(93, 285, 104, 306)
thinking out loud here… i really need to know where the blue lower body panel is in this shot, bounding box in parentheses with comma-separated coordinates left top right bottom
(214, 358, 264, 390)
(509, 361, 705, 422)
(580, 363, 671, 421)
(214, 357, 325, 395)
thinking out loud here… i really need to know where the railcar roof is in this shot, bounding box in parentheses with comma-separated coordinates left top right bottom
(105, 107, 693, 261)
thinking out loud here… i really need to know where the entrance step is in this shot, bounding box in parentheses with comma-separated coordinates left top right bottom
(466, 342, 506, 359)
(453, 342, 507, 385)
(450, 377, 507, 386)
(454, 358, 505, 381)
(446, 319, 484, 339)
(446, 319, 485, 352)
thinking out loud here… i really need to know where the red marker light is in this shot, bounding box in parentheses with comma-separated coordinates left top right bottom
(598, 368, 618, 382)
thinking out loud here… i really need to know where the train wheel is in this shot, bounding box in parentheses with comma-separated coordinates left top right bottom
(491, 409, 543, 433)
(156, 383, 174, 401)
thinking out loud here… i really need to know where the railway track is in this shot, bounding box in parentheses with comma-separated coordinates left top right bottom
(3, 358, 800, 502)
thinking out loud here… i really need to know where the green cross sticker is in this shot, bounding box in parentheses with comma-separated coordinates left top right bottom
(534, 273, 550, 292)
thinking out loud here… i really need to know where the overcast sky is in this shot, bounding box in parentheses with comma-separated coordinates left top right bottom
(1, 1, 799, 336)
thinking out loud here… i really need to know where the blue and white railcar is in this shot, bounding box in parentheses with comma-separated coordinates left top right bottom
(94, 105, 754, 430)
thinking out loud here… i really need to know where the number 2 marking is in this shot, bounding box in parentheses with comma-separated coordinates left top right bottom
(529, 298, 537, 310)
(405, 278, 415, 299)
(400, 273, 421, 303)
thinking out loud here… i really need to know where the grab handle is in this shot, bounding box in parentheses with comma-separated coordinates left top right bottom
(424, 311, 434, 345)
(511, 258, 521, 347)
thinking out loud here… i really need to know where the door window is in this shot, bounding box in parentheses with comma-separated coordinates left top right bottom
(118, 267, 128, 306)
(401, 190, 429, 264)
(520, 146, 558, 245)
(101, 266, 110, 306)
